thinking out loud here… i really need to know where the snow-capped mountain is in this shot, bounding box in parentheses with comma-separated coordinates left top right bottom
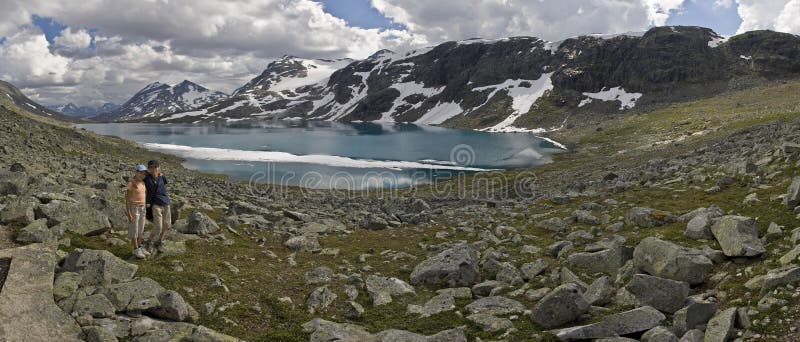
(0, 80, 75, 121)
(152, 27, 800, 131)
(234, 56, 354, 95)
(93, 80, 227, 121)
(47, 102, 120, 117)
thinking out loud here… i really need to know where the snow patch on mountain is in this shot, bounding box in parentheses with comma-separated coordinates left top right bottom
(477, 73, 554, 132)
(414, 101, 464, 125)
(381, 81, 445, 121)
(579, 86, 643, 110)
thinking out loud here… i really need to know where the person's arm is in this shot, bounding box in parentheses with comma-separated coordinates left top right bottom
(125, 182, 134, 222)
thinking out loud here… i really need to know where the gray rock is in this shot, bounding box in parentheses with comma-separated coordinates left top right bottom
(345, 301, 365, 319)
(572, 209, 600, 225)
(36, 200, 111, 236)
(302, 318, 373, 342)
(363, 214, 388, 230)
(552, 306, 666, 341)
(181, 212, 219, 235)
(73, 294, 116, 318)
(0, 170, 26, 195)
(306, 286, 337, 314)
(365, 275, 415, 306)
(679, 329, 704, 342)
(16, 218, 54, 243)
(758, 265, 800, 297)
(495, 262, 523, 286)
(546, 240, 573, 257)
(673, 300, 717, 335)
(536, 217, 568, 233)
(53, 271, 81, 302)
(467, 313, 514, 332)
(471, 280, 506, 298)
(61, 249, 138, 287)
(625, 207, 673, 228)
(407, 293, 455, 317)
(520, 259, 549, 280)
(704, 307, 737, 342)
(584, 276, 615, 306)
(568, 245, 633, 275)
(685, 208, 722, 240)
(305, 266, 334, 284)
(633, 237, 713, 285)
(530, 283, 589, 329)
(711, 216, 765, 257)
(147, 290, 194, 322)
(465, 296, 525, 316)
(786, 176, 800, 210)
(626, 274, 689, 313)
(0, 196, 37, 226)
(410, 244, 481, 288)
(642, 326, 678, 342)
(104, 277, 165, 312)
(284, 234, 320, 252)
(82, 325, 119, 342)
(283, 209, 311, 222)
(779, 245, 800, 265)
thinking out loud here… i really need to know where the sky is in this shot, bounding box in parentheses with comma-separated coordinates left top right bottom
(0, 0, 797, 107)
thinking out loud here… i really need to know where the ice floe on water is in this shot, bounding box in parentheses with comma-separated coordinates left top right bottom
(579, 86, 642, 110)
(142, 143, 493, 172)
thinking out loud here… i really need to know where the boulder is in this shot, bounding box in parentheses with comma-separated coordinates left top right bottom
(673, 300, 717, 336)
(495, 262, 523, 286)
(0, 170, 27, 195)
(465, 296, 526, 316)
(36, 200, 111, 236)
(181, 212, 219, 235)
(711, 216, 765, 257)
(103, 277, 165, 312)
(572, 209, 600, 225)
(536, 217, 568, 233)
(625, 274, 689, 313)
(520, 259, 549, 280)
(758, 266, 800, 297)
(72, 294, 116, 318)
(583, 276, 615, 306)
(641, 326, 678, 342)
(147, 290, 195, 322)
(552, 306, 666, 341)
(467, 313, 514, 332)
(0, 196, 37, 225)
(704, 307, 737, 342)
(568, 245, 633, 275)
(284, 234, 320, 252)
(410, 244, 481, 287)
(786, 176, 800, 210)
(625, 207, 673, 228)
(15, 218, 54, 243)
(365, 275, 415, 306)
(302, 318, 373, 342)
(306, 286, 337, 314)
(407, 293, 456, 317)
(633, 237, 713, 285)
(60, 249, 138, 287)
(530, 283, 589, 329)
(684, 209, 722, 240)
(305, 266, 334, 284)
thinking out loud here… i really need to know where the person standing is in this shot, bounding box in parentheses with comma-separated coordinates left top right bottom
(145, 159, 171, 253)
(126, 165, 151, 259)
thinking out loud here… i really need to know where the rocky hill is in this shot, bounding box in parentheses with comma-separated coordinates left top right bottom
(0, 80, 77, 122)
(93, 80, 227, 122)
(154, 27, 800, 132)
(2, 72, 800, 341)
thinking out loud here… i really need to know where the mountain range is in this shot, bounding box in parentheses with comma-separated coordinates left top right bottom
(47, 102, 120, 118)
(141, 26, 800, 131)
(92, 80, 228, 122)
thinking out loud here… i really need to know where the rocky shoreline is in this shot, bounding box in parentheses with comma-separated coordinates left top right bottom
(2, 84, 800, 341)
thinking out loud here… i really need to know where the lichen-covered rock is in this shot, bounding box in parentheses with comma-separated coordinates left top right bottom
(530, 283, 589, 329)
(625, 207, 673, 228)
(785, 176, 800, 210)
(552, 306, 666, 341)
(704, 307, 737, 342)
(365, 275, 415, 306)
(711, 216, 765, 257)
(60, 249, 138, 287)
(410, 244, 481, 287)
(625, 274, 689, 313)
(633, 237, 713, 285)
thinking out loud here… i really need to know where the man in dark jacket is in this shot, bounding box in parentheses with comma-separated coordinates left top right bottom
(145, 159, 171, 253)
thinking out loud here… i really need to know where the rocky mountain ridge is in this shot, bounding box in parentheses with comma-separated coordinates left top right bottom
(151, 26, 800, 132)
(92, 80, 227, 122)
(47, 102, 120, 118)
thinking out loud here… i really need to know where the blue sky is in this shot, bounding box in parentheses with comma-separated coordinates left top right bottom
(318, 0, 405, 30)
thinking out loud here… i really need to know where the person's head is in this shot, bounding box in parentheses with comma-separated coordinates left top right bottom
(133, 164, 147, 181)
(147, 160, 160, 175)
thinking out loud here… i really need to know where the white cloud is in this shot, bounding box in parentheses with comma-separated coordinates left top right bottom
(713, 0, 734, 9)
(0, 28, 73, 88)
(643, 0, 686, 26)
(737, 0, 800, 34)
(54, 27, 92, 49)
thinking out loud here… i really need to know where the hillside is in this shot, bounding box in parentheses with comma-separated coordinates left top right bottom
(0, 80, 78, 122)
(152, 27, 800, 133)
(2, 74, 800, 341)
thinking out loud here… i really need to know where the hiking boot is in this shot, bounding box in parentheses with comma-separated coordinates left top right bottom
(133, 248, 146, 259)
(141, 248, 152, 257)
(154, 240, 165, 253)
